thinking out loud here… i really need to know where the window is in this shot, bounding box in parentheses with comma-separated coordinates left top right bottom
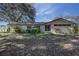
(54, 24, 71, 26)
(45, 25, 51, 31)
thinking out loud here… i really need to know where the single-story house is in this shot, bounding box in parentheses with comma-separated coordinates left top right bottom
(8, 18, 79, 34)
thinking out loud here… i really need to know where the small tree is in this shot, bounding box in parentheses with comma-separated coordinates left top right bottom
(14, 26, 21, 33)
(7, 27, 10, 32)
(73, 26, 78, 34)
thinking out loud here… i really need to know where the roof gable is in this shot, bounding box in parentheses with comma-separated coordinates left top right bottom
(44, 18, 77, 25)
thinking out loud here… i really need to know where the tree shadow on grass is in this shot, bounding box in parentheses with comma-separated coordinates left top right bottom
(0, 34, 79, 56)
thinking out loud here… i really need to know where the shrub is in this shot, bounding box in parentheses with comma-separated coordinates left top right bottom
(26, 29, 31, 33)
(73, 26, 78, 34)
(55, 28, 61, 33)
(26, 28, 41, 34)
(14, 26, 21, 33)
(7, 27, 10, 32)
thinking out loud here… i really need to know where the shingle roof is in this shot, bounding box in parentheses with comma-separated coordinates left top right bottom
(35, 18, 78, 25)
(8, 17, 79, 25)
(34, 22, 45, 25)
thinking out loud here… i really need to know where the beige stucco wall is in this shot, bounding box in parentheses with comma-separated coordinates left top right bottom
(9, 24, 27, 32)
(8, 19, 79, 35)
(19, 25, 27, 32)
(40, 19, 75, 35)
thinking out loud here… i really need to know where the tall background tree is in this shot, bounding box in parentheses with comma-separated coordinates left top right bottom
(0, 3, 36, 23)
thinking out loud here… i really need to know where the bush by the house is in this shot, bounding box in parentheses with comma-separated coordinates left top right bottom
(26, 29, 31, 33)
(26, 28, 41, 34)
(14, 26, 21, 33)
(7, 27, 10, 32)
(73, 26, 78, 34)
(31, 28, 40, 34)
(55, 28, 61, 33)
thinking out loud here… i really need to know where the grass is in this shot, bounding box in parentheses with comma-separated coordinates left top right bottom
(0, 32, 14, 37)
(0, 32, 78, 56)
(15, 32, 49, 40)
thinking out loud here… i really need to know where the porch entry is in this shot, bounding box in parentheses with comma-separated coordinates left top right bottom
(45, 25, 51, 31)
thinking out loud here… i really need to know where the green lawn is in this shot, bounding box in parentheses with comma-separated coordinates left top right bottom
(0, 32, 14, 37)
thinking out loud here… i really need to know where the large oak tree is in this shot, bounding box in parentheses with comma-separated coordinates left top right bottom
(0, 3, 36, 23)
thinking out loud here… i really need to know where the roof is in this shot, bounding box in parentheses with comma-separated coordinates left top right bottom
(34, 22, 46, 25)
(35, 18, 78, 25)
(46, 18, 77, 24)
(8, 17, 79, 25)
(7, 22, 34, 25)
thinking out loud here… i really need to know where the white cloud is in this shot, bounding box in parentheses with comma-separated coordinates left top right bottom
(63, 11, 71, 16)
(36, 4, 59, 16)
(36, 6, 51, 16)
(44, 10, 53, 14)
(36, 13, 39, 16)
(35, 4, 53, 16)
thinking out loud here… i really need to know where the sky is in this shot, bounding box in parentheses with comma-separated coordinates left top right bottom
(1, 3, 79, 25)
(34, 3, 79, 22)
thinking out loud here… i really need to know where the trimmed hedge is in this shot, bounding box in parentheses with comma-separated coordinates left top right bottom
(26, 28, 41, 34)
